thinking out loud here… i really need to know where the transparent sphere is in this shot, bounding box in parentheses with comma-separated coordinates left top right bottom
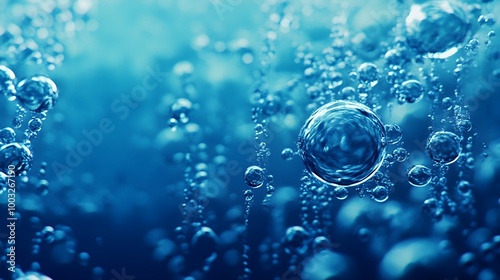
(0, 65, 16, 101)
(16, 75, 58, 112)
(0, 142, 33, 174)
(358, 62, 379, 87)
(407, 165, 432, 187)
(244, 165, 265, 188)
(298, 101, 387, 187)
(372, 185, 389, 202)
(0, 127, 16, 144)
(399, 80, 424, 104)
(457, 180, 471, 196)
(281, 148, 294, 161)
(283, 226, 310, 255)
(334, 187, 348, 200)
(393, 147, 409, 162)
(385, 124, 402, 144)
(426, 131, 461, 164)
(405, 1, 470, 59)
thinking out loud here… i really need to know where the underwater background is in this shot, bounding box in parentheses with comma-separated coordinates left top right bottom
(1, 0, 500, 279)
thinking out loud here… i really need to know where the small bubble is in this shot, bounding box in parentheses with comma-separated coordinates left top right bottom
(427, 131, 461, 165)
(41, 226, 55, 243)
(36, 179, 49, 196)
(79, 252, 90, 266)
(442, 97, 453, 110)
(393, 147, 409, 162)
(358, 62, 379, 87)
(171, 98, 192, 124)
(0, 65, 17, 101)
(0, 127, 16, 144)
(407, 165, 432, 187)
(334, 187, 348, 200)
(399, 80, 424, 103)
(283, 226, 310, 255)
(385, 124, 403, 144)
(244, 189, 254, 201)
(372, 185, 389, 202)
(281, 148, 294, 161)
(358, 227, 371, 242)
(244, 166, 265, 188)
(28, 118, 43, 132)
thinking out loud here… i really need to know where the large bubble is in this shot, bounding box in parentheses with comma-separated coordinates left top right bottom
(405, 1, 470, 59)
(298, 101, 387, 187)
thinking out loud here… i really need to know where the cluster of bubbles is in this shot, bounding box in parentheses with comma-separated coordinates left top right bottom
(2, 0, 499, 279)
(0, 65, 58, 194)
(0, 0, 96, 70)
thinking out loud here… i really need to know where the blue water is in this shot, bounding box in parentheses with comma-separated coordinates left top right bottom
(0, 0, 500, 280)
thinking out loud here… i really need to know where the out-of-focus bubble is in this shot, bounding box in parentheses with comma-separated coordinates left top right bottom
(171, 98, 192, 124)
(0, 65, 16, 101)
(380, 239, 452, 279)
(405, 1, 471, 59)
(191, 226, 219, 261)
(283, 226, 310, 255)
(301, 250, 351, 280)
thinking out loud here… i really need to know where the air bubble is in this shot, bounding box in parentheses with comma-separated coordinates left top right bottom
(298, 101, 387, 187)
(0, 142, 33, 174)
(283, 226, 310, 255)
(427, 131, 461, 165)
(281, 148, 294, 161)
(171, 98, 192, 124)
(399, 80, 424, 104)
(406, 1, 471, 59)
(385, 124, 402, 144)
(457, 180, 471, 196)
(372, 185, 389, 202)
(16, 75, 58, 113)
(358, 62, 379, 87)
(407, 165, 432, 187)
(0, 127, 16, 144)
(334, 187, 348, 200)
(393, 147, 409, 162)
(0, 65, 17, 101)
(244, 166, 265, 188)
